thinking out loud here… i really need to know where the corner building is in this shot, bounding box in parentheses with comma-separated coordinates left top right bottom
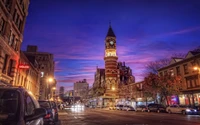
(0, 0, 29, 86)
(24, 45, 56, 100)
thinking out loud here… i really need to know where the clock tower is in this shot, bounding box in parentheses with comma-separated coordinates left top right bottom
(104, 23, 119, 97)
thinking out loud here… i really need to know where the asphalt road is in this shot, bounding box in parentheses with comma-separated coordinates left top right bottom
(58, 108, 200, 125)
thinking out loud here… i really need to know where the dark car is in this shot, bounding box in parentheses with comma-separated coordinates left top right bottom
(50, 101, 59, 122)
(147, 103, 166, 113)
(135, 105, 148, 112)
(122, 105, 135, 111)
(38, 100, 56, 125)
(0, 87, 46, 125)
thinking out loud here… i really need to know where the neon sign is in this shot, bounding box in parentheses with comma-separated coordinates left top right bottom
(19, 64, 30, 69)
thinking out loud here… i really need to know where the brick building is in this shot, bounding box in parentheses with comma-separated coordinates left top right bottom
(158, 49, 200, 106)
(0, 0, 30, 86)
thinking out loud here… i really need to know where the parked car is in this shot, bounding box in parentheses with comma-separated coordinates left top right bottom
(38, 100, 56, 124)
(0, 87, 46, 125)
(122, 105, 135, 111)
(135, 105, 148, 112)
(51, 101, 59, 122)
(116, 105, 123, 110)
(147, 103, 166, 113)
(166, 105, 198, 115)
(109, 105, 116, 110)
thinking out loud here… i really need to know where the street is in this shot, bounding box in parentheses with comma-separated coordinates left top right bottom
(58, 108, 200, 125)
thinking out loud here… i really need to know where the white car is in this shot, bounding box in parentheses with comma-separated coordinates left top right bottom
(166, 105, 197, 115)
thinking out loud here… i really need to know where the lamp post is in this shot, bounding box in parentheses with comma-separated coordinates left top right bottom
(52, 87, 56, 100)
(47, 77, 54, 100)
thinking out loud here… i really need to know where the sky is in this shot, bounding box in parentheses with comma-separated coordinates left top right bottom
(22, 0, 200, 91)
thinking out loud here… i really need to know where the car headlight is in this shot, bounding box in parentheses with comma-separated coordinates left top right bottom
(194, 110, 197, 112)
(186, 109, 191, 112)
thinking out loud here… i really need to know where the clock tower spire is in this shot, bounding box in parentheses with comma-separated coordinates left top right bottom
(104, 23, 118, 97)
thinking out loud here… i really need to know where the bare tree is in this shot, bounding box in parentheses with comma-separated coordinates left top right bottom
(144, 52, 186, 75)
(145, 59, 170, 74)
(171, 53, 186, 58)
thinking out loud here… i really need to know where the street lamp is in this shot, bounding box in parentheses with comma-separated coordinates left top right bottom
(48, 78, 53, 82)
(112, 87, 115, 91)
(193, 66, 200, 73)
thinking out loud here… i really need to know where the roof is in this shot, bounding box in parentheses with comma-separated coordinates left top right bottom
(106, 24, 116, 37)
(158, 52, 200, 71)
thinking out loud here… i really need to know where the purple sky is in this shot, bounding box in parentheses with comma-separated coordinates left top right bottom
(22, 0, 200, 90)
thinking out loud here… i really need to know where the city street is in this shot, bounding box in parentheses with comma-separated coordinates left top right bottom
(58, 108, 200, 125)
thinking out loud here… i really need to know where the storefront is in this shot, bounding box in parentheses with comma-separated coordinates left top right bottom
(167, 95, 179, 105)
(179, 93, 200, 106)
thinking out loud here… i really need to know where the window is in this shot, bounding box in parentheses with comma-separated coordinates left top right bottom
(2, 54, 8, 73)
(159, 72, 163, 76)
(25, 93, 35, 116)
(170, 69, 174, 76)
(183, 64, 189, 74)
(15, 40, 19, 51)
(8, 30, 15, 46)
(41, 72, 44, 77)
(0, 90, 19, 120)
(164, 71, 167, 75)
(0, 18, 5, 35)
(186, 75, 199, 89)
(7, 59, 14, 76)
(176, 66, 180, 75)
(4, 0, 11, 11)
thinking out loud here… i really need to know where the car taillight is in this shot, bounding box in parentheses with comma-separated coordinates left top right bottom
(44, 114, 51, 118)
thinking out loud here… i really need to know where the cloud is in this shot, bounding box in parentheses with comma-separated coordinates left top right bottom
(163, 26, 200, 36)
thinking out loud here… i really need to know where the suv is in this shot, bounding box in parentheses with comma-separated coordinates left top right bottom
(0, 87, 46, 125)
(38, 100, 56, 124)
(147, 103, 166, 113)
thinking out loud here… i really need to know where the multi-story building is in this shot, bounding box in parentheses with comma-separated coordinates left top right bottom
(23, 45, 56, 100)
(65, 90, 74, 97)
(74, 79, 89, 99)
(118, 62, 135, 85)
(15, 51, 40, 99)
(93, 67, 105, 89)
(158, 49, 200, 106)
(59, 86, 65, 99)
(0, 0, 30, 86)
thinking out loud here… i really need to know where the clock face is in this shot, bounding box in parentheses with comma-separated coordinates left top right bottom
(110, 41, 114, 45)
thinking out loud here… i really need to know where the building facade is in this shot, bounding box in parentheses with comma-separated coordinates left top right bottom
(104, 24, 119, 97)
(158, 49, 200, 106)
(65, 90, 74, 97)
(0, 0, 29, 86)
(74, 79, 89, 99)
(59, 86, 65, 99)
(93, 68, 105, 89)
(24, 45, 56, 100)
(118, 62, 135, 85)
(15, 51, 40, 99)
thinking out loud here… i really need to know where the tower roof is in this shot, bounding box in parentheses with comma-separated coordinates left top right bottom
(106, 22, 116, 37)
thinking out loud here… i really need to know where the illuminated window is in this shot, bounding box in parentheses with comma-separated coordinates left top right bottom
(41, 72, 44, 77)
